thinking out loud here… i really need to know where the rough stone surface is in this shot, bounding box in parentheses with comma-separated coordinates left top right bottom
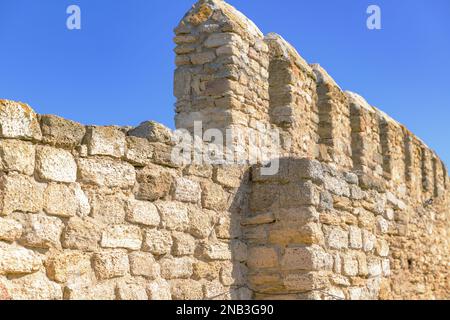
(36, 146, 77, 183)
(85, 126, 126, 158)
(78, 158, 136, 188)
(40, 114, 86, 148)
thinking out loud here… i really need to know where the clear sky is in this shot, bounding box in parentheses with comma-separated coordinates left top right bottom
(0, 0, 449, 165)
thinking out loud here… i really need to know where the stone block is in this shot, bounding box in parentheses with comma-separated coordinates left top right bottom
(0, 140, 35, 175)
(0, 100, 42, 140)
(188, 208, 213, 239)
(125, 136, 154, 166)
(281, 245, 330, 271)
(247, 246, 278, 269)
(62, 217, 102, 251)
(90, 193, 126, 224)
(173, 177, 201, 203)
(147, 279, 172, 300)
(129, 252, 160, 279)
(324, 226, 348, 250)
(349, 226, 363, 249)
(40, 114, 86, 148)
(0, 218, 22, 242)
(93, 251, 129, 280)
(342, 254, 359, 276)
(126, 199, 160, 227)
(199, 241, 232, 261)
(172, 232, 196, 256)
(116, 282, 148, 300)
(128, 121, 173, 144)
(157, 201, 189, 231)
(20, 214, 64, 249)
(213, 165, 243, 188)
(78, 158, 136, 188)
(45, 251, 92, 283)
(101, 225, 142, 251)
(160, 257, 193, 279)
(64, 282, 115, 300)
(85, 126, 126, 158)
(44, 183, 90, 218)
(6, 272, 62, 300)
(142, 229, 173, 256)
(36, 146, 77, 183)
(201, 181, 228, 211)
(170, 279, 203, 300)
(0, 245, 41, 275)
(135, 164, 173, 201)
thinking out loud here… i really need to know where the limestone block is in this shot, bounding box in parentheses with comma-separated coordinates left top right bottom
(0, 173, 44, 216)
(183, 164, 213, 178)
(204, 33, 241, 48)
(128, 121, 173, 144)
(201, 181, 228, 211)
(247, 246, 278, 269)
(193, 261, 220, 281)
(280, 181, 319, 208)
(376, 216, 389, 234)
(90, 193, 126, 224)
(7, 272, 62, 300)
(78, 158, 136, 188)
(147, 279, 172, 300)
(170, 279, 203, 300)
(349, 226, 363, 249)
(213, 165, 243, 188)
(40, 114, 86, 148)
(283, 272, 328, 292)
(157, 201, 189, 231)
(0, 140, 35, 175)
(173, 177, 201, 203)
(129, 252, 160, 279)
(160, 257, 193, 279)
(135, 164, 173, 201)
(172, 232, 196, 256)
(36, 146, 77, 183)
(0, 245, 41, 275)
(290, 159, 324, 183)
(62, 217, 102, 251)
(142, 229, 173, 256)
(188, 208, 213, 239)
(126, 199, 160, 227)
(116, 282, 148, 300)
(342, 254, 359, 276)
(64, 282, 115, 300)
(367, 257, 382, 277)
(203, 280, 226, 300)
(324, 176, 350, 197)
(101, 225, 142, 251)
(190, 51, 216, 65)
(324, 226, 348, 249)
(0, 100, 42, 140)
(85, 126, 126, 158)
(376, 239, 390, 257)
(93, 251, 129, 280)
(21, 214, 64, 249)
(381, 258, 391, 276)
(362, 230, 376, 252)
(281, 245, 330, 271)
(44, 183, 90, 218)
(125, 136, 154, 166)
(0, 218, 22, 242)
(45, 251, 92, 283)
(200, 241, 232, 261)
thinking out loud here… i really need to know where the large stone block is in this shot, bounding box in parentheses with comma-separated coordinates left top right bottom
(247, 246, 278, 269)
(20, 214, 64, 249)
(6, 272, 62, 300)
(281, 245, 331, 271)
(90, 193, 126, 224)
(172, 232, 196, 256)
(201, 181, 228, 211)
(64, 282, 116, 300)
(147, 279, 172, 300)
(45, 251, 92, 283)
(135, 164, 173, 201)
(44, 183, 90, 218)
(280, 181, 320, 208)
(0, 173, 45, 216)
(324, 226, 348, 250)
(93, 251, 129, 280)
(40, 114, 86, 148)
(142, 229, 173, 256)
(36, 146, 77, 183)
(0, 140, 35, 175)
(62, 217, 102, 251)
(128, 121, 173, 144)
(129, 252, 160, 279)
(101, 225, 142, 251)
(116, 282, 148, 300)
(126, 199, 160, 227)
(199, 241, 232, 261)
(160, 257, 193, 279)
(85, 126, 126, 158)
(125, 136, 154, 166)
(0, 100, 42, 140)
(170, 279, 203, 300)
(78, 158, 136, 188)
(173, 177, 201, 203)
(188, 208, 213, 239)
(157, 201, 189, 231)
(0, 245, 41, 275)
(0, 218, 22, 242)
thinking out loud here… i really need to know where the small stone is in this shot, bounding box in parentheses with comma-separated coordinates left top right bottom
(0, 140, 35, 175)
(45, 251, 92, 283)
(157, 201, 189, 231)
(173, 177, 201, 203)
(193, 261, 220, 281)
(377, 216, 389, 234)
(0, 218, 22, 242)
(0, 245, 41, 275)
(62, 217, 102, 251)
(342, 254, 359, 276)
(376, 239, 390, 257)
(129, 252, 160, 279)
(127, 199, 160, 227)
(142, 230, 171, 257)
(203, 280, 226, 300)
(78, 158, 136, 188)
(40, 114, 86, 148)
(147, 279, 172, 300)
(367, 257, 382, 277)
(36, 146, 77, 183)
(101, 225, 142, 251)
(44, 183, 90, 218)
(21, 214, 64, 249)
(85, 126, 126, 158)
(213, 165, 243, 188)
(362, 230, 376, 252)
(160, 257, 193, 279)
(170, 279, 203, 300)
(0, 100, 42, 140)
(93, 251, 129, 280)
(344, 172, 359, 185)
(172, 232, 196, 256)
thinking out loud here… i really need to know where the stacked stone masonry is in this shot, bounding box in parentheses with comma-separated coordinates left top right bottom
(0, 0, 448, 300)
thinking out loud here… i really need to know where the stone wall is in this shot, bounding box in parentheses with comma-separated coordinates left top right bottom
(0, 0, 448, 300)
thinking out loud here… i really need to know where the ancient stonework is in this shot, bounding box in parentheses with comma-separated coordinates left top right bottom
(0, 0, 448, 300)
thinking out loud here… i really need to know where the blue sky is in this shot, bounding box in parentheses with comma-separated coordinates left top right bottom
(0, 0, 449, 165)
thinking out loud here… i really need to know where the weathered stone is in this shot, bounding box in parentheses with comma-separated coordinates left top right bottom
(129, 252, 160, 279)
(376, 239, 390, 257)
(64, 282, 115, 300)
(0, 173, 44, 216)
(157, 201, 189, 231)
(93, 251, 129, 280)
(280, 181, 320, 208)
(362, 230, 376, 252)
(201, 181, 228, 211)
(45, 251, 92, 283)
(7, 272, 62, 300)
(116, 282, 148, 300)
(125, 136, 154, 166)
(101, 225, 142, 250)
(193, 261, 220, 281)
(0, 100, 42, 140)
(170, 279, 203, 300)
(128, 121, 173, 144)
(324, 226, 348, 249)
(147, 279, 172, 300)
(90, 193, 126, 224)
(342, 254, 359, 276)
(126, 199, 160, 227)
(213, 165, 243, 188)
(135, 164, 173, 201)
(36, 146, 77, 183)
(142, 229, 173, 256)
(282, 245, 330, 271)
(21, 214, 64, 249)
(348, 226, 363, 249)
(283, 272, 328, 292)
(85, 126, 126, 158)
(172, 232, 196, 256)
(160, 257, 193, 279)
(200, 241, 232, 261)
(204, 33, 241, 48)
(367, 257, 382, 277)
(44, 183, 90, 218)
(247, 246, 278, 269)
(0, 140, 35, 175)
(0, 218, 22, 242)
(173, 177, 201, 203)
(62, 217, 102, 251)
(291, 159, 324, 182)
(203, 280, 226, 300)
(0, 245, 41, 275)
(40, 114, 86, 148)
(190, 51, 216, 65)
(78, 158, 136, 188)
(188, 208, 213, 239)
